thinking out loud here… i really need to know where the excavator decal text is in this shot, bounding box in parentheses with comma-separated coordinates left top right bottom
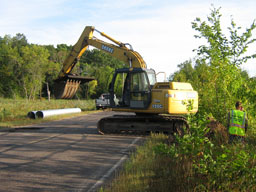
(152, 104, 163, 109)
(101, 45, 114, 53)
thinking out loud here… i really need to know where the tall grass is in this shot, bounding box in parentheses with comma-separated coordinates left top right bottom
(102, 117, 256, 192)
(102, 134, 168, 192)
(0, 98, 95, 127)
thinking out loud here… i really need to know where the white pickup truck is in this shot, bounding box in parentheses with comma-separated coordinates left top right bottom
(95, 93, 118, 110)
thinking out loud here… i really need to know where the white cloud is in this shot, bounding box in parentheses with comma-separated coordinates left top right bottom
(0, 0, 64, 25)
(0, 0, 255, 77)
(89, 3, 210, 76)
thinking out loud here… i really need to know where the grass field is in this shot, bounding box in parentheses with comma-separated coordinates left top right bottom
(0, 98, 96, 127)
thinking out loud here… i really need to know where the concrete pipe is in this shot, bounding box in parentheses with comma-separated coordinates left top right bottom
(36, 108, 82, 118)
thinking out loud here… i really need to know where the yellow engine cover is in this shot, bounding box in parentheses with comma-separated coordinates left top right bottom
(147, 82, 198, 114)
(113, 82, 198, 115)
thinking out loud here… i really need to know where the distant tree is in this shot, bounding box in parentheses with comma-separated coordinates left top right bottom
(79, 49, 124, 97)
(171, 6, 256, 123)
(87, 80, 98, 98)
(43, 44, 67, 97)
(11, 33, 28, 49)
(191, 6, 256, 122)
(169, 60, 194, 82)
(19, 45, 50, 99)
(0, 35, 22, 98)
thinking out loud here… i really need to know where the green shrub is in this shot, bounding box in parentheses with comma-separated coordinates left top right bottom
(153, 116, 256, 191)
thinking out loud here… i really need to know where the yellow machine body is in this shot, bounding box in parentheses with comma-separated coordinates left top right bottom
(112, 82, 198, 114)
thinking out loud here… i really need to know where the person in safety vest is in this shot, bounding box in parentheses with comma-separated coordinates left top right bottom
(227, 101, 248, 144)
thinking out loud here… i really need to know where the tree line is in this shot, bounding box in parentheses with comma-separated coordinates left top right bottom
(0, 34, 123, 99)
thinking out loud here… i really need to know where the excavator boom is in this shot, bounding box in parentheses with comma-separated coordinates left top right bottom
(54, 26, 146, 99)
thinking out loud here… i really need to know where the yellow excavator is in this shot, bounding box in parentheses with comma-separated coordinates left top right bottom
(54, 26, 198, 135)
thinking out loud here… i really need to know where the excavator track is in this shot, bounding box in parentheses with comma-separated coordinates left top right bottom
(97, 114, 188, 136)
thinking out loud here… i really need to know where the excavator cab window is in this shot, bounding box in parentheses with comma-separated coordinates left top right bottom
(109, 68, 153, 109)
(112, 72, 129, 106)
(147, 70, 157, 87)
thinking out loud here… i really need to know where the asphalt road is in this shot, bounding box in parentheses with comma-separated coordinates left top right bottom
(0, 111, 142, 192)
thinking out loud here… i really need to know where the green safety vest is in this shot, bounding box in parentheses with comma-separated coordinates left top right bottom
(229, 110, 246, 137)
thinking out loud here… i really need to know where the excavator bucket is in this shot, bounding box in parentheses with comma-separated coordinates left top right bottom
(54, 75, 94, 99)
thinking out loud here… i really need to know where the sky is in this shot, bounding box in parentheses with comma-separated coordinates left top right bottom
(0, 0, 255, 79)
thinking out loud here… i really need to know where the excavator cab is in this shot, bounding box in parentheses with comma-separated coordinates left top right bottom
(109, 68, 156, 109)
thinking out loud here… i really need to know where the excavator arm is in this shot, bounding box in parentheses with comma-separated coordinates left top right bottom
(54, 26, 147, 99)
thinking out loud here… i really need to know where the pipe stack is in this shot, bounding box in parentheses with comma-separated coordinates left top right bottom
(27, 108, 81, 119)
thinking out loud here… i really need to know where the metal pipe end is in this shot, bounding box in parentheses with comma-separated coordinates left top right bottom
(27, 111, 37, 119)
(36, 111, 44, 118)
